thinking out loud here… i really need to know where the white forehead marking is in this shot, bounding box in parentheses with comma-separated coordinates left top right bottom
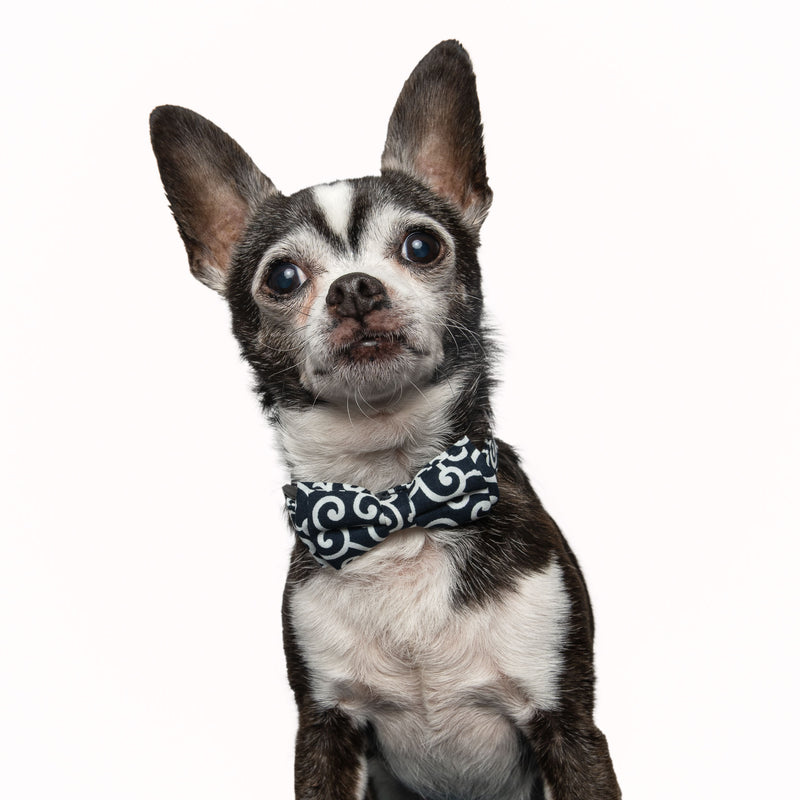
(313, 181, 354, 241)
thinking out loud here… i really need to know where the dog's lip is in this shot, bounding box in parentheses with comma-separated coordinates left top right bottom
(321, 330, 432, 366)
(335, 330, 406, 354)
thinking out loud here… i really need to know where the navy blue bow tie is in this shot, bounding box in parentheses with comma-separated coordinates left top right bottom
(284, 437, 499, 570)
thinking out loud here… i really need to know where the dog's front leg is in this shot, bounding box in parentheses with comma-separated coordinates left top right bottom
(524, 712, 621, 800)
(294, 705, 369, 800)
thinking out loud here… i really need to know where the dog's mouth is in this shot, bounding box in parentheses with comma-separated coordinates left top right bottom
(303, 315, 440, 405)
(334, 330, 413, 362)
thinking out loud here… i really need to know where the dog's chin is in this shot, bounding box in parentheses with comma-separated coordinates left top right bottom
(304, 342, 439, 408)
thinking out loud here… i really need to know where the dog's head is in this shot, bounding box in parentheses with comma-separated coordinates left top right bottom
(151, 41, 493, 416)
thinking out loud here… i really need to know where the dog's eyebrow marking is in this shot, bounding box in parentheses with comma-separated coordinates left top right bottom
(347, 184, 376, 254)
(313, 181, 354, 243)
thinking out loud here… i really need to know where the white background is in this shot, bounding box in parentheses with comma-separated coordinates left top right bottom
(2, 1, 798, 797)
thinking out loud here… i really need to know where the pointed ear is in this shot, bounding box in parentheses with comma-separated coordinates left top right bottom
(150, 105, 278, 294)
(381, 40, 492, 229)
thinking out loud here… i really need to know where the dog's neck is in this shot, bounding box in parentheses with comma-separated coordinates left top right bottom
(274, 371, 482, 491)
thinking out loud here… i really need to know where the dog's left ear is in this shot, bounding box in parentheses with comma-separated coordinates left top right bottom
(381, 40, 492, 229)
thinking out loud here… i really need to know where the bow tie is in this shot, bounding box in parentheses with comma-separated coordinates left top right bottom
(284, 436, 499, 570)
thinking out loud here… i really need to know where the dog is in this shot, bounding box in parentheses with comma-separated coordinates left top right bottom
(150, 40, 620, 800)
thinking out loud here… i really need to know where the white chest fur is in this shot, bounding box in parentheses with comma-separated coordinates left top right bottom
(289, 541, 570, 800)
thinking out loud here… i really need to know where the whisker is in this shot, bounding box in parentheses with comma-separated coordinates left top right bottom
(443, 319, 488, 358)
(443, 374, 458, 403)
(443, 323, 461, 357)
(408, 379, 433, 410)
(259, 322, 312, 355)
(356, 389, 381, 414)
(390, 381, 404, 405)
(345, 396, 354, 427)
(260, 340, 306, 355)
(353, 390, 371, 419)
(265, 361, 300, 379)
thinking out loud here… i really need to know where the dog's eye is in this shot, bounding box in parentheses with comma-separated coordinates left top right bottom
(266, 262, 308, 295)
(402, 231, 440, 265)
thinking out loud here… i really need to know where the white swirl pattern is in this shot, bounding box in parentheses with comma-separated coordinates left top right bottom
(285, 437, 499, 569)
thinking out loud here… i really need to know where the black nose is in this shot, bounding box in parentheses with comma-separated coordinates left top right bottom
(326, 272, 388, 321)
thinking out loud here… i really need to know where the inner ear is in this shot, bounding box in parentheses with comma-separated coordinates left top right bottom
(413, 137, 478, 215)
(179, 174, 251, 290)
(150, 105, 278, 294)
(381, 40, 492, 228)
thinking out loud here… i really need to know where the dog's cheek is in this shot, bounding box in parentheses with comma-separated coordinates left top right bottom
(387, 255, 459, 322)
(240, 299, 305, 388)
(296, 287, 318, 329)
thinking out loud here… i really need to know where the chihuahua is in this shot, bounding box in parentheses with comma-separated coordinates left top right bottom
(151, 40, 620, 800)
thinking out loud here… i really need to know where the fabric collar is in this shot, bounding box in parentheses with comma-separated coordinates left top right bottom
(284, 436, 499, 570)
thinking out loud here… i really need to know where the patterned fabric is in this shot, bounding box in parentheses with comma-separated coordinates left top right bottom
(284, 437, 499, 570)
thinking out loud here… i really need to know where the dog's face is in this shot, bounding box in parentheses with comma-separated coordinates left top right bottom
(229, 174, 484, 409)
(151, 41, 492, 412)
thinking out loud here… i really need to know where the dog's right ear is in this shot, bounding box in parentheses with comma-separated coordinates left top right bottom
(150, 106, 278, 295)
